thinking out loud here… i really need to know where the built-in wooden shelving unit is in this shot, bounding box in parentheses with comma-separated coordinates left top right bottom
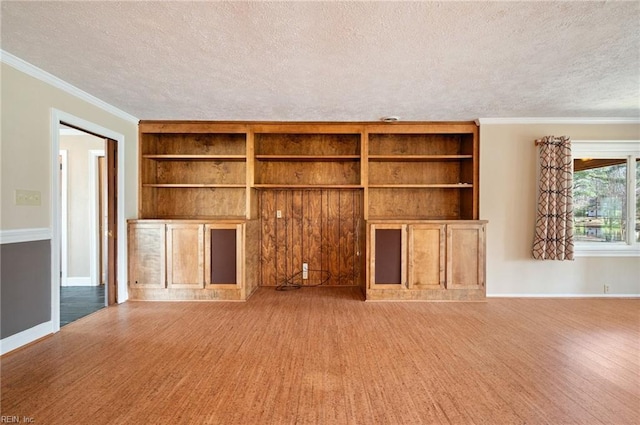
(130, 121, 485, 301)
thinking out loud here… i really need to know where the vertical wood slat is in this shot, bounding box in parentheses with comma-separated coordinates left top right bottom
(259, 189, 363, 286)
(246, 131, 255, 219)
(261, 191, 277, 287)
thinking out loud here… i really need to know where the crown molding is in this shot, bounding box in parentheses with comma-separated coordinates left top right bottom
(477, 117, 640, 125)
(1, 49, 138, 124)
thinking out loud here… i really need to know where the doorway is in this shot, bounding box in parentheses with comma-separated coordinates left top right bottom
(51, 109, 125, 332)
(58, 127, 112, 326)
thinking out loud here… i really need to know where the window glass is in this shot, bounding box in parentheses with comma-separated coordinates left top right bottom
(573, 158, 627, 243)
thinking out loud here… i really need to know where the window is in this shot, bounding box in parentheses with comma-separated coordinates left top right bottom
(572, 140, 640, 256)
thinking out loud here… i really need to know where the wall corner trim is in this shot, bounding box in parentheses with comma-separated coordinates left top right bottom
(0, 321, 53, 356)
(0, 228, 52, 244)
(477, 117, 640, 125)
(0, 49, 139, 124)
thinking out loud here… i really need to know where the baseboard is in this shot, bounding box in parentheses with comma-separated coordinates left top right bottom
(0, 321, 53, 356)
(62, 277, 95, 287)
(487, 293, 640, 298)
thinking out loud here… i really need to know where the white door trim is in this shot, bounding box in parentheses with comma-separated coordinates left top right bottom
(59, 149, 68, 287)
(51, 109, 128, 333)
(89, 149, 105, 289)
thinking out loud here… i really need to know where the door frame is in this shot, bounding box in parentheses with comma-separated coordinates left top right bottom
(89, 149, 106, 290)
(50, 109, 127, 333)
(58, 149, 68, 287)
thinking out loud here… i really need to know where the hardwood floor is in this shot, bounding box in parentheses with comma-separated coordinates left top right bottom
(1, 288, 638, 424)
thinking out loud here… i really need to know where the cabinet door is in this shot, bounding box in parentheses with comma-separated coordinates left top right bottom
(166, 224, 204, 288)
(369, 224, 406, 288)
(446, 223, 485, 289)
(408, 224, 445, 289)
(204, 224, 243, 288)
(128, 223, 165, 288)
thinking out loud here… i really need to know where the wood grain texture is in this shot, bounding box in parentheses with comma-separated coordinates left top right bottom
(145, 133, 246, 156)
(128, 223, 165, 288)
(368, 188, 463, 220)
(408, 224, 445, 289)
(367, 221, 486, 301)
(260, 189, 363, 287)
(166, 224, 204, 288)
(254, 161, 360, 186)
(254, 133, 360, 156)
(155, 187, 246, 218)
(156, 160, 245, 185)
(368, 133, 472, 156)
(2, 290, 638, 425)
(447, 223, 485, 290)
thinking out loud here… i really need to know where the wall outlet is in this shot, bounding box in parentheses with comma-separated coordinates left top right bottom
(302, 263, 308, 280)
(604, 284, 610, 294)
(276, 210, 282, 219)
(15, 189, 41, 206)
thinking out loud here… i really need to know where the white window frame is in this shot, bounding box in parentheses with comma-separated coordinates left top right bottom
(572, 140, 640, 257)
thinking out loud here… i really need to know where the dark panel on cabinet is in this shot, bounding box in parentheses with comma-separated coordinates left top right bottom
(374, 229, 402, 284)
(210, 229, 237, 284)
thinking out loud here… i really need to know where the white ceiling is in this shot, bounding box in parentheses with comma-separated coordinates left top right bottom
(2, 1, 639, 122)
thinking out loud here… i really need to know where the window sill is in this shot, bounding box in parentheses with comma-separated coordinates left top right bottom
(575, 243, 640, 257)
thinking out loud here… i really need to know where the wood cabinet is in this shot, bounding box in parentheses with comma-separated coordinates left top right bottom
(166, 223, 204, 289)
(408, 224, 446, 289)
(128, 222, 165, 288)
(446, 223, 486, 290)
(131, 121, 485, 301)
(128, 220, 255, 300)
(367, 221, 486, 301)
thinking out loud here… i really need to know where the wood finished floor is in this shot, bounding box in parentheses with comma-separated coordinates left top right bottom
(1, 287, 638, 425)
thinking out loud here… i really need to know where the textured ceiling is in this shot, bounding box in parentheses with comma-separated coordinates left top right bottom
(2, 1, 639, 121)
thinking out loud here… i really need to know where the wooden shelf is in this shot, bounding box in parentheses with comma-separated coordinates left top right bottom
(254, 184, 363, 189)
(368, 184, 473, 189)
(368, 155, 473, 162)
(143, 184, 246, 188)
(255, 155, 359, 161)
(143, 154, 246, 161)
(138, 121, 478, 220)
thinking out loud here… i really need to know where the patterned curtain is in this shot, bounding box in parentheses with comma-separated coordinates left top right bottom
(532, 135, 574, 260)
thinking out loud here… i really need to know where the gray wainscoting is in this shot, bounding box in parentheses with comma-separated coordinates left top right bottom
(1, 240, 51, 338)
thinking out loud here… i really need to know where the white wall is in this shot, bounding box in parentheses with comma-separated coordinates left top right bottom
(480, 123, 640, 296)
(60, 135, 104, 280)
(1, 58, 138, 352)
(1, 62, 138, 231)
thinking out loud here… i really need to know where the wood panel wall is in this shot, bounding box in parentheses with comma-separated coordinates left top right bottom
(260, 189, 363, 287)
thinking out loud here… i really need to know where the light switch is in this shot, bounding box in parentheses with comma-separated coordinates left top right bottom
(15, 189, 41, 206)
